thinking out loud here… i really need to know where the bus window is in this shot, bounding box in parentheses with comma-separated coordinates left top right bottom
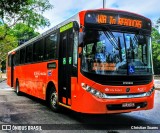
(15, 50, 20, 65)
(33, 39, 44, 62)
(73, 31, 78, 67)
(45, 33, 57, 60)
(8, 54, 11, 67)
(20, 48, 26, 64)
(26, 44, 33, 63)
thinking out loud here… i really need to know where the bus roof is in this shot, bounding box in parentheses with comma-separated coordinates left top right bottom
(8, 8, 151, 55)
(85, 8, 151, 21)
(8, 13, 80, 54)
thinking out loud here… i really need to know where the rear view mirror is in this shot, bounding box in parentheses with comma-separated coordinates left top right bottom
(138, 35, 146, 44)
(79, 32, 84, 47)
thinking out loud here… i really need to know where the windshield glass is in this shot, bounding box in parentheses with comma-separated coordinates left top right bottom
(81, 29, 153, 75)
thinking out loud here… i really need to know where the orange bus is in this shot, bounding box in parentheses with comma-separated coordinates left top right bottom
(7, 9, 155, 114)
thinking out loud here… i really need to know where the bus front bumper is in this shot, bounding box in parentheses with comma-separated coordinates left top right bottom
(72, 91, 155, 114)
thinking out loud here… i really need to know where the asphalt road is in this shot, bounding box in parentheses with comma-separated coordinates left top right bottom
(0, 80, 160, 133)
(155, 80, 160, 89)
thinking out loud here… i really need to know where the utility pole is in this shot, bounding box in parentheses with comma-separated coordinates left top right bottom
(103, 0, 106, 8)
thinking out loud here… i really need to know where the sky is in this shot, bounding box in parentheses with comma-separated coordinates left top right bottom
(38, 0, 160, 33)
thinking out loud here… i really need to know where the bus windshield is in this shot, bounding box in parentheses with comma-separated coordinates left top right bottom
(81, 29, 153, 75)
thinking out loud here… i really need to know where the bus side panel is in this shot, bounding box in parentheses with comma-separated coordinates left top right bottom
(14, 60, 58, 100)
(45, 60, 59, 100)
(7, 67, 11, 86)
(70, 77, 77, 106)
(71, 58, 95, 111)
(27, 61, 58, 100)
(16, 63, 43, 99)
(15, 65, 26, 92)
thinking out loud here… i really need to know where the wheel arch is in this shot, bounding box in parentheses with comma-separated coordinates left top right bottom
(46, 81, 57, 101)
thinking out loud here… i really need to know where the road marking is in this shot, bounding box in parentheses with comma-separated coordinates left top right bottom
(0, 88, 14, 91)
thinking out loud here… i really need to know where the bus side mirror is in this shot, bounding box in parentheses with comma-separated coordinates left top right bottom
(138, 35, 146, 44)
(79, 32, 84, 47)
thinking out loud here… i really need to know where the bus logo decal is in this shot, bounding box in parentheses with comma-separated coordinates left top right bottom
(126, 88, 130, 92)
(48, 71, 52, 76)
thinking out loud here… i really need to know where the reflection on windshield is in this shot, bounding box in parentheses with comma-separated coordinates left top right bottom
(81, 30, 153, 75)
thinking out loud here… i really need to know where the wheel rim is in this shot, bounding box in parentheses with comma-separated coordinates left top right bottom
(50, 91, 57, 107)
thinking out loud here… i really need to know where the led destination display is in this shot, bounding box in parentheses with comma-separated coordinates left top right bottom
(85, 11, 151, 30)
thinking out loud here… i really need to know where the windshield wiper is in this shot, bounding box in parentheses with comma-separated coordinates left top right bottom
(102, 26, 119, 50)
(118, 37, 122, 62)
(102, 26, 122, 62)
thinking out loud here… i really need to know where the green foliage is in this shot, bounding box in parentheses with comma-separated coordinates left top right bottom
(10, 23, 39, 44)
(0, 25, 18, 63)
(0, 0, 29, 16)
(0, 23, 39, 64)
(0, 0, 53, 41)
(15, 0, 53, 28)
(1, 60, 6, 72)
(0, 0, 52, 66)
(152, 26, 160, 74)
(0, 0, 53, 28)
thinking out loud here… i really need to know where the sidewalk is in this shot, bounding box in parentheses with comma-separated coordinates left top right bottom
(0, 73, 7, 83)
(155, 80, 160, 90)
(0, 73, 7, 79)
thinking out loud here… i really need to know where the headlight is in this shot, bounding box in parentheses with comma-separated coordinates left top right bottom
(81, 83, 104, 98)
(81, 83, 155, 99)
(145, 86, 155, 96)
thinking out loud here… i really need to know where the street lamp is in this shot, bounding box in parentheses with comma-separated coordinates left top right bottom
(103, 0, 106, 8)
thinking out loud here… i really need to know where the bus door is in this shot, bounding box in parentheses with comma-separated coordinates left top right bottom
(58, 25, 74, 106)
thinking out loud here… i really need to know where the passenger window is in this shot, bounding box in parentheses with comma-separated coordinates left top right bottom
(73, 31, 78, 66)
(26, 44, 33, 63)
(33, 39, 44, 62)
(45, 33, 57, 60)
(15, 50, 20, 65)
(20, 48, 26, 64)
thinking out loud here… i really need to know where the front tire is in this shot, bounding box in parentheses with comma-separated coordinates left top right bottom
(49, 88, 59, 112)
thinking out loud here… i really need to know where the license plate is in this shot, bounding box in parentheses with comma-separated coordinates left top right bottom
(122, 102, 135, 108)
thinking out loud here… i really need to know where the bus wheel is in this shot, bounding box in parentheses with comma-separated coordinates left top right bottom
(16, 81, 21, 96)
(49, 88, 59, 112)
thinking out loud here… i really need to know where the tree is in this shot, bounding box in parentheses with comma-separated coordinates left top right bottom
(0, 1, 29, 16)
(0, 0, 53, 71)
(152, 21, 160, 74)
(0, 0, 53, 40)
(0, 25, 18, 65)
(0, 23, 40, 71)
(10, 23, 39, 45)
(155, 18, 160, 29)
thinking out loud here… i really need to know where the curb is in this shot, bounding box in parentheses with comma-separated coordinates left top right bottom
(0, 79, 6, 83)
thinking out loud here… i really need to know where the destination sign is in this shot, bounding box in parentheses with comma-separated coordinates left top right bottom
(97, 14, 142, 28)
(85, 12, 151, 30)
